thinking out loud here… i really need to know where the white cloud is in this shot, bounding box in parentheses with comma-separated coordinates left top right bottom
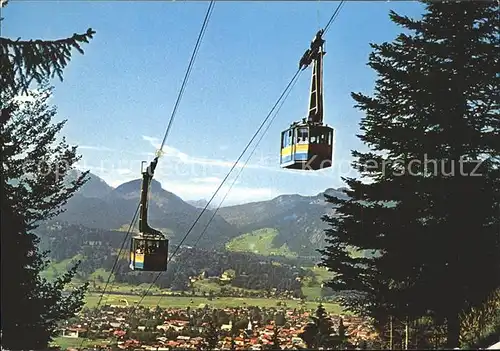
(80, 166, 132, 188)
(143, 135, 192, 162)
(141, 135, 329, 177)
(191, 176, 224, 184)
(74, 135, 340, 201)
(12, 95, 36, 103)
(75, 143, 153, 157)
(163, 179, 278, 205)
(11, 87, 47, 104)
(73, 136, 337, 180)
(116, 168, 133, 175)
(80, 165, 277, 205)
(78, 145, 116, 152)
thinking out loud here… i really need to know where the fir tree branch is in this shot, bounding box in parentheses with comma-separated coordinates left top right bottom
(0, 28, 95, 96)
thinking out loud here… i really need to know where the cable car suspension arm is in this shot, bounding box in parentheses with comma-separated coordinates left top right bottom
(139, 157, 163, 237)
(299, 0, 344, 125)
(137, 1, 215, 238)
(297, 29, 325, 125)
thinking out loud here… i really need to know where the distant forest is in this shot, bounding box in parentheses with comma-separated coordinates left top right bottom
(37, 222, 317, 297)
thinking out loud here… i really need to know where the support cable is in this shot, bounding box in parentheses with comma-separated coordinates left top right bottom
(136, 68, 302, 306)
(78, 3, 215, 346)
(154, 68, 302, 306)
(132, 0, 345, 310)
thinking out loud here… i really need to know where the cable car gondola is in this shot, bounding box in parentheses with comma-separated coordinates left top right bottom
(280, 29, 335, 171)
(129, 157, 169, 272)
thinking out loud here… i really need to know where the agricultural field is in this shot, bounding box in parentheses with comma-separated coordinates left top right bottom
(225, 228, 298, 258)
(84, 293, 344, 314)
(50, 337, 111, 349)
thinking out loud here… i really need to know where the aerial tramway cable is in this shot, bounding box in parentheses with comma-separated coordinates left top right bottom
(125, 0, 215, 274)
(136, 1, 346, 307)
(95, 205, 139, 307)
(78, 3, 215, 347)
(158, 0, 215, 155)
(185, 0, 344, 255)
(324, 0, 344, 34)
(103, 0, 214, 299)
(137, 69, 302, 305)
(154, 68, 302, 306)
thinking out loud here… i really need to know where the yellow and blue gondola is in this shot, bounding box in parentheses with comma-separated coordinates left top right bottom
(129, 157, 169, 272)
(280, 121, 334, 170)
(280, 29, 335, 171)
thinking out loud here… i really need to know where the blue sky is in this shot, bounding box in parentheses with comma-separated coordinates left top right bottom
(4, 1, 425, 205)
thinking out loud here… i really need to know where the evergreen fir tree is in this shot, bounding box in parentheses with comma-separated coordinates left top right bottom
(1, 2, 94, 348)
(298, 304, 335, 348)
(331, 317, 353, 350)
(204, 317, 219, 350)
(298, 321, 318, 349)
(314, 303, 334, 347)
(270, 324, 281, 350)
(230, 317, 237, 351)
(319, 1, 499, 349)
(0, 1, 95, 97)
(0, 85, 90, 348)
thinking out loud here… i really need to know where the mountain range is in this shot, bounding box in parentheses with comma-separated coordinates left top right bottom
(218, 188, 347, 256)
(186, 199, 215, 210)
(54, 171, 346, 257)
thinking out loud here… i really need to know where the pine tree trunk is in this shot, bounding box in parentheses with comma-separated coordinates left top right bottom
(446, 312, 460, 349)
